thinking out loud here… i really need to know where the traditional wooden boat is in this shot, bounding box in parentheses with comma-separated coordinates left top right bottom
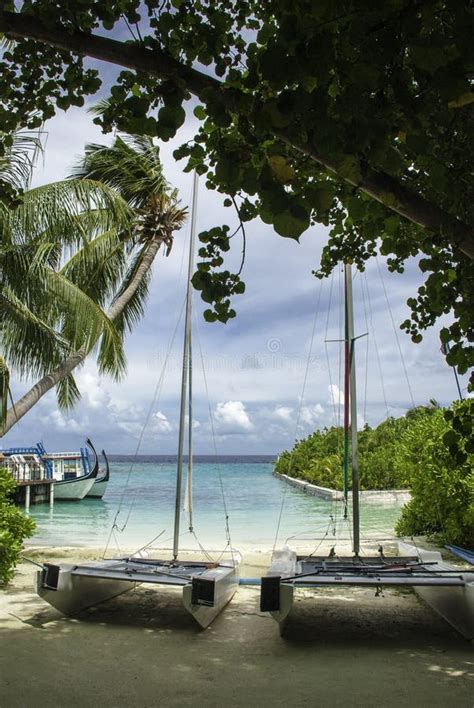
(2, 439, 100, 500)
(36, 172, 240, 628)
(50, 438, 99, 500)
(86, 449, 110, 499)
(261, 264, 474, 640)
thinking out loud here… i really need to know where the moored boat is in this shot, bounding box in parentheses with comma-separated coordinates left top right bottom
(2, 439, 104, 500)
(51, 438, 99, 500)
(85, 449, 110, 499)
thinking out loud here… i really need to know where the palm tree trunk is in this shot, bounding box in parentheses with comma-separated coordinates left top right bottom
(1, 239, 162, 436)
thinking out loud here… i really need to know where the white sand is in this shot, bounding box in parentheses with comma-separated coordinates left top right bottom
(0, 546, 472, 707)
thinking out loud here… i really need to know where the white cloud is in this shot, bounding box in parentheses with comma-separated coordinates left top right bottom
(328, 384, 344, 407)
(299, 403, 325, 426)
(273, 405, 293, 422)
(76, 370, 111, 410)
(46, 410, 84, 434)
(214, 400, 253, 432)
(153, 410, 172, 432)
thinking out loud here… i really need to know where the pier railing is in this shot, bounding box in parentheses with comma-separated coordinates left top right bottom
(3, 458, 48, 483)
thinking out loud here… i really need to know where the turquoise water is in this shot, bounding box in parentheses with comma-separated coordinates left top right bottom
(27, 461, 404, 552)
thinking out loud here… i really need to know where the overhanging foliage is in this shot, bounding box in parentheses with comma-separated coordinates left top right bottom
(0, 2, 472, 386)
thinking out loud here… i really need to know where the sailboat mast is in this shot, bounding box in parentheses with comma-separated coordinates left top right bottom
(343, 269, 350, 512)
(344, 263, 361, 556)
(173, 171, 199, 559)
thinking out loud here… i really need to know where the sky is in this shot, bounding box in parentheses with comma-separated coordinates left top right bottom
(2, 87, 469, 455)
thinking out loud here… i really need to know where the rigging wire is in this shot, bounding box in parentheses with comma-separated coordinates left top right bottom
(194, 314, 235, 565)
(272, 276, 324, 553)
(332, 265, 344, 534)
(103, 296, 187, 558)
(375, 256, 416, 409)
(102, 177, 194, 558)
(324, 269, 339, 426)
(363, 270, 390, 419)
(359, 270, 370, 425)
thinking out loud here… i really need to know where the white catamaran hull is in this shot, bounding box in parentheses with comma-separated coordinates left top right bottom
(36, 558, 240, 629)
(398, 541, 474, 640)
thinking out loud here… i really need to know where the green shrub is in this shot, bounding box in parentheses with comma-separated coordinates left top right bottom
(0, 468, 36, 584)
(395, 402, 474, 547)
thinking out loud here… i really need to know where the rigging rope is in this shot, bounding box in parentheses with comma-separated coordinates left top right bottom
(272, 276, 324, 553)
(194, 313, 235, 565)
(102, 177, 194, 558)
(324, 269, 340, 426)
(375, 256, 416, 409)
(362, 270, 390, 419)
(359, 270, 370, 426)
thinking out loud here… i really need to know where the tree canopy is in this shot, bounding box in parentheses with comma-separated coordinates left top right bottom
(0, 1, 473, 386)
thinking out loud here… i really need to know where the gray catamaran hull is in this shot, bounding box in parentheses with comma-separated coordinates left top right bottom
(261, 546, 474, 639)
(398, 541, 474, 640)
(36, 558, 240, 629)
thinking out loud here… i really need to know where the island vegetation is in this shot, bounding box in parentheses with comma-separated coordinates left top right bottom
(275, 399, 474, 547)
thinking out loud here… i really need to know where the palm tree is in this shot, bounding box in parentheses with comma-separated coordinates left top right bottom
(1, 134, 187, 435)
(1, 130, 132, 426)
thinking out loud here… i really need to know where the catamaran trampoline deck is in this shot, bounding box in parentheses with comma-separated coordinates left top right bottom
(266, 555, 473, 588)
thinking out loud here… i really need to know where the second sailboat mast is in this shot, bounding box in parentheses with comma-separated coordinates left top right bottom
(344, 263, 361, 556)
(173, 171, 199, 560)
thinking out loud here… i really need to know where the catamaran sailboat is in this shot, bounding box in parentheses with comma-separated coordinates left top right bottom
(35, 172, 240, 628)
(260, 263, 474, 640)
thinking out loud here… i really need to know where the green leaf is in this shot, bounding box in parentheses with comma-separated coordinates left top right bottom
(203, 309, 217, 322)
(336, 155, 362, 184)
(273, 203, 310, 239)
(193, 105, 207, 120)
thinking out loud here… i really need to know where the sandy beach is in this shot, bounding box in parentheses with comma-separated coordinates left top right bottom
(0, 546, 472, 708)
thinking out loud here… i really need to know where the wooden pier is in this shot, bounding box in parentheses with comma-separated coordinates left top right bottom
(0, 453, 55, 507)
(13, 480, 55, 508)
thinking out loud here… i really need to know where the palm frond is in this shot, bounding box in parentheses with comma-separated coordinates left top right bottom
(60, 229, 129, 306)
(42, 270, 125, 370)
(0, 288, 70, 380)
(9, 179, 133, 248)
(0, 129, 44, 193)
(71, 135, 168, 209)
(56, 373, 81, 411)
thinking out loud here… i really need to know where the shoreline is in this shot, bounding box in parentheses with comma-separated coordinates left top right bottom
(274, 471, 412, 504)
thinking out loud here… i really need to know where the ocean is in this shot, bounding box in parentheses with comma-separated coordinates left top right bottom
(27, 457, 404, 553)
